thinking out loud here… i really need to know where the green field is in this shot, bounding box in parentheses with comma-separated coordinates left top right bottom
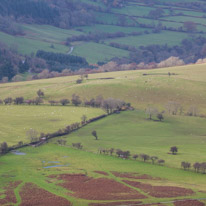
(0, 105, 104, 146)
(59, 111, 206, 168)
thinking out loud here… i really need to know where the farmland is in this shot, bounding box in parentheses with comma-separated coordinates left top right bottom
(1, 0, 206, 63)
(0, 64, 206, 205)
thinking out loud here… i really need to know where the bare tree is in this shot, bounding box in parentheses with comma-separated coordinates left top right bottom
(81, 115, 87, 124)
(72, 94, 82, 106)
(4, 97, 13, 105)
(72, 143, 82, 149)
(146, 106, 158, 120)
(158, 159, 165, 165)
(187, 106, 199, 116)
(165, 101, 182, 115)
(0, 142, 8, 154)
(170, 146, 178, 155)
(37, 89, 44, 97)
(34, 97, 43, 105)
(60, 99, 70, 106)
(26, 129, 38, 143)
(151, 156, 158, 164)
(181, 161, 191, 170)
(92, 130, 98, 140)
(193, 162, 201, 173)
(14, 97, 24, 105)
(140, 154, 150, 162)
(133, 154, 138, 160)
(157, 113, 164, 121)
(49, 100, 59, 106)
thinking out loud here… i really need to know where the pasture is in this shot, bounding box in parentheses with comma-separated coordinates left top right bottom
(60, 110, 206, 168)
(0, 105, 104, 146)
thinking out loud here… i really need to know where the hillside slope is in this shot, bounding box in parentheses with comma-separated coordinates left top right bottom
(1, 64, 206, 113)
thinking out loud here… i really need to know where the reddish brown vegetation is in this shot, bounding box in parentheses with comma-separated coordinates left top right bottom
(49, 174, 147, 200)
(174, 200, 205, 206)
(89, 201, 142, 206)
(123, 180, 194, 198)
(111, 172, 160, 180)
(19, 183, 71, 206)
(0, 181, 21, 205)
(94, 171, 109, 176)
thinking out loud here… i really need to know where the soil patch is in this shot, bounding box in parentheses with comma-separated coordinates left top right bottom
(19, 183, 71, 206)
(94, 171, 109, 176)
(89, 201, 142, 206)
(49, 174, 147, 200)
(123, 180, 194, 198)
(112, 172, 160, 180)
(174, 200, 205, 206)
(0, 181, 21, 205)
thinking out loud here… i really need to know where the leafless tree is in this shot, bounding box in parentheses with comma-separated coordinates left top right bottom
(151, 156, 158, 164)
(133, 154, 138, 160)
(60, 99, 70, 106)
(146, 106, 158, 120)
(37, 89, 44, 97)
(140, 154, 150, 162)
(26, 129, 38, 143)
(92, 130, 98, 140)
(81, 115, 87, 124)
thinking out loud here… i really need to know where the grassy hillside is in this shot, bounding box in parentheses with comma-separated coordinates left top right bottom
(59, 110, 206, 168)
(0, 63, 206, 113)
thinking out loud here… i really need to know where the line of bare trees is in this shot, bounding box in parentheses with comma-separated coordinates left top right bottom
(181, 162, 206, 174)
(98, 148, 165, 166)
(146, 101, 202, 121)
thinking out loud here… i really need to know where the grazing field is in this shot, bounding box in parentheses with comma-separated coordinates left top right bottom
(0, 105, 104, 146)
(59, 111, 206, 168)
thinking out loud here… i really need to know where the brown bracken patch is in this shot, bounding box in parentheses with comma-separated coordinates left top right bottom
(0, 181, 22, 205)
(111, 172, 160, 180)
(123, 180, 194, 198)
(49, 174, 147, 200)
(89, 201, 142, 206)
(19, 183, 71, 206)
(174, 200, 205, 206)
(94, 171, 109, 176)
